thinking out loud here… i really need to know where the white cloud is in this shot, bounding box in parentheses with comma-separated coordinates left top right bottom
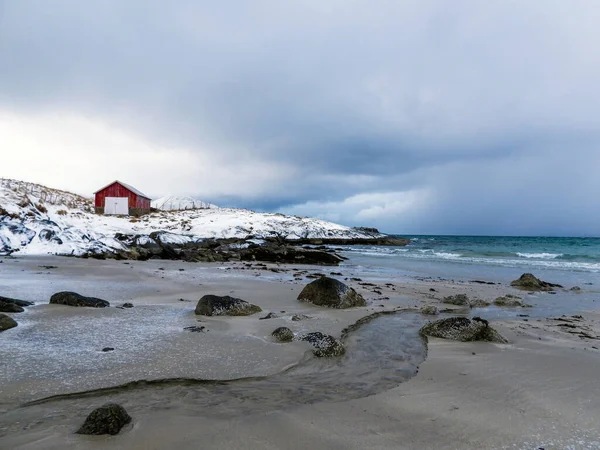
(280, 189, 433, 232)
(0, 110, 296, 200)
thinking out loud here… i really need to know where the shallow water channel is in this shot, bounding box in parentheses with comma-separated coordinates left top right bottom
(0, 312, 426, 436)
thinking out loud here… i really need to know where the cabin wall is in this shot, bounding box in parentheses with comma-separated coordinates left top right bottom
(94, 182, 151, 215)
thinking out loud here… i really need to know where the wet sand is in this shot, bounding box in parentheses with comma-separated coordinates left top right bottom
(1, 256, 599, 449)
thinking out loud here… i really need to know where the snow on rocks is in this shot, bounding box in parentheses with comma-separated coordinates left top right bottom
(1, 178, 385, 256)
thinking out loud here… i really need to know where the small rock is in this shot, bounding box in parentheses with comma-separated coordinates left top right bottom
(493, 295, 524, 307)
(101, 347, 114, 352)
(76, 403, 132, 435)
(469, 299, 491, 308)
(420, 305, 439, 315)
(291, 313, 312, 321)
(299, 332, 345, 357)
(510, 273, 563, 291)
(0, 313, 18, 331)
(420, 317, 507, 343)
(195, 295, 262, 316)
(570, 286, 581, 292)
(272, 327, 294, 342)
(184, 326, 206, 332)
(442, 294, 470, 306)
(121, 303, 134, 308)
(259, 312, 279, 320)
(49, 292, 110, 308)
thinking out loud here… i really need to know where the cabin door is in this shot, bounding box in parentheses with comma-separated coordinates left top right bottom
(105, 197, 129, 215)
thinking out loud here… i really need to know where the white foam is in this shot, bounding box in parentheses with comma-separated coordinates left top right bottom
(516, 252, 563, 259)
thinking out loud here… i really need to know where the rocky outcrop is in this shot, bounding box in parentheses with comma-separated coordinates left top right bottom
(49, 292, 110, 308)
(240, 245, 343, 265)
(0, 313, 18, 331)
(195, 295, 262, 316)
(420, 317, 507, 343)
(510, 273, 563, 291)
(272, 327, 294, 342)
(442, 294, 470, 306)
(420, 305, 439, 315)
(76, 403, 132, 435)
(299, 332, 345, 357)
(297, 277, 366, 309)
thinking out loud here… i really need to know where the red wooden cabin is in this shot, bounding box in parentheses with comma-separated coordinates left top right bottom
(94, 181, 151, 216)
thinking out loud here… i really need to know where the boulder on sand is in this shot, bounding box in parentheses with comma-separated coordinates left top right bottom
(510, 273, 563, 292)
(493, 295, 527, 307)
(0, 299, 24, 313)
(76, 403, 132, 435)
(299, 331, 345, 357)
(49, 292, 110, 308)
(442, 294, 470, 306)
(0, 295, 34, 311)
(272, 327, 294, 342)
(195, 295, 262, 316)
(420, 317, 507, 343)
(297, 277, 366, 309)
(0, 313, 18, 331)
(420, 305, 439, 315)
(469, 299, 491, 308)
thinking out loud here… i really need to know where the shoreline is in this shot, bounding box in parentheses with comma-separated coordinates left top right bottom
(1, 256, 600, 449)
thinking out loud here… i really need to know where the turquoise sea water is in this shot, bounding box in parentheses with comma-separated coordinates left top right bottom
(339, 236, 600, 316)
(343, 235, 600, 272)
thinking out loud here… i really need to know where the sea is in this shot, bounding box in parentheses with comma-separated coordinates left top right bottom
(338, 235, 600, 317)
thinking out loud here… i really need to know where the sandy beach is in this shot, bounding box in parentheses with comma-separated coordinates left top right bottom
(1, 256, 599, 449)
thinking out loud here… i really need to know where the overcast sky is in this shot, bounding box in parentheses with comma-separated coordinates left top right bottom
(1, 1, 599, 235)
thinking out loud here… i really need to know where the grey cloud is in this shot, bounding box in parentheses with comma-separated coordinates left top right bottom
(1, 1, 600, 234)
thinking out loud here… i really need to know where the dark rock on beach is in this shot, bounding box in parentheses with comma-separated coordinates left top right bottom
(420, 305, 439, 315)
(49, 292, 110, 308)
(298, 277, 366, 309)
(195, 295, 262, 316)
(0, 313, 18, 331)
(259, 312, 279, 320)
(420, 317, 508, 343)
(510, 273, 563, 291)
(76, 403, 132, 435)
(184, 326, 206, 332)
(121, 303, 134, 308)
(469, 299, 491, 308)
(0, 295, 34, 308)
(442, 294, 471, 306)
(291, 313, 312, 321)
(0, 299, 24, 313)
(272, 327, 294, 342)
(299, 332, 345, 357)
(493, 295, 528, 307)
(240, 245, 343, 265)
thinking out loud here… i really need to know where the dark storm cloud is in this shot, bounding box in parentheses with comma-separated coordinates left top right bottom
(1, 1, 600, 235)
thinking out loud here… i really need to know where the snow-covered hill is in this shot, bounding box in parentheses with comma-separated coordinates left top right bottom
(151, 195, 218, 211)
(0, 179, 384, 256)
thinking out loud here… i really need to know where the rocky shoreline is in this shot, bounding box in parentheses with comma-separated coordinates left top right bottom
(75, 232, 410, 265)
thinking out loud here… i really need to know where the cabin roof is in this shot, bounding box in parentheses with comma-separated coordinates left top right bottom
(93, 180, 151, 200)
